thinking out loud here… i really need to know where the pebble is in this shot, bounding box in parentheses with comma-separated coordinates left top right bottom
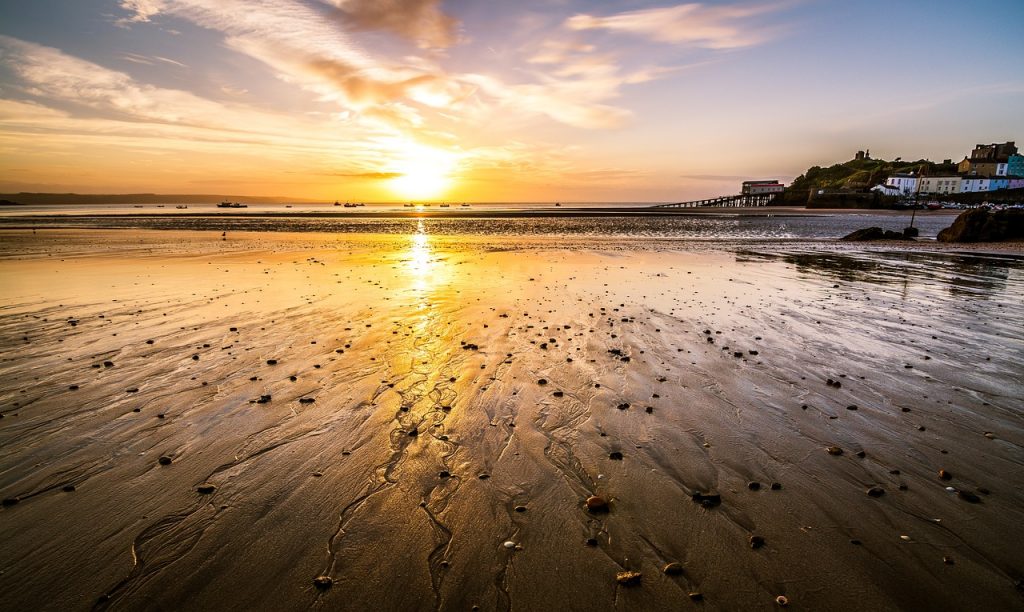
(747, 481, 761, 491)
(503, 541, 516, 549)
(514, 505, 527, 513)
(770, 482, 782, 490)
(691, 491, 721, 508)
(938, 469, 952, 481)
(439, 470, 451, 479)
(943, 556, 955, 565)
(158, 455, 173, 465)
(266, 359, 278, 365)
(196, 483, 217, 494)
(609, 451, 624, 460)
(663, 562, 684, 575)
(957, 490, 981, 503)
(749, 535, 766, 549)
(585, 495, 610, 512)
(826, 446, 843, 456)
(585, 537, 598, 547)
(616, 571, 642, 586)
(867, 487, 885, 498)
(537, 379, 547, 385)
(313, 576, 333, 589)
(776, 595, 789, 607)
(688, 592, 704, 601)
(2, 497, 19, 506)
(299, 398, 315, 404)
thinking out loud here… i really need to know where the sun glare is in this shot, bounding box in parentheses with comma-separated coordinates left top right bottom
(387, 143, 457, 200)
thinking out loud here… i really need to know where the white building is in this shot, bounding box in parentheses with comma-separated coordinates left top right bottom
(883, 173, 919, 195)
(741, 180, 785, 195)
(960, 177, 990, 193)
(872, 184, 902, 196)
(918, 176, 961, 195)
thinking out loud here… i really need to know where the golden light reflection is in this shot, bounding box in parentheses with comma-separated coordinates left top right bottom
(405, 219, 447, 298)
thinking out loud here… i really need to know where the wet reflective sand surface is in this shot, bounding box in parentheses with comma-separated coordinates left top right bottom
(1, 229, 1022, 611)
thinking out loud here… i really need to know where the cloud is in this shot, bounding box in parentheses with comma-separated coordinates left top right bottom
(321, 0, 460, 49)
(566, 2, 787, 49)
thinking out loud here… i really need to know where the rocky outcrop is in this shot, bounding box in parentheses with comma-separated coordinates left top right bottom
(840, 227, 907, 241)
(937, 208, 1024, 242)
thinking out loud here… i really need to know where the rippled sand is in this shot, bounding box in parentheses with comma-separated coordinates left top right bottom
(1, 229, 1022, 611)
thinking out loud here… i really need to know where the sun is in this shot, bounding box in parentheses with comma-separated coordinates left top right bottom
(387, 143, 457, 201)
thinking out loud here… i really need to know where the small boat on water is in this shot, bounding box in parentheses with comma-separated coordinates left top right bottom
(175, 205, 188, 209)
(334, 200, 340, 206)
(355, 202, 365, 207)
(343, 202, 357, 208)
(440, 203, 450, 208)
(217, 201, 248, 208)
(403, 203, 414, 207)
(461, 203, 470, 207)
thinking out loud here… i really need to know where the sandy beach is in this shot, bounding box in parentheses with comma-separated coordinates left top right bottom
(1, 228, 1022, 611)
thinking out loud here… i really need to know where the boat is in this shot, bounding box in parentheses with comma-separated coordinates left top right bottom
(461, 203, 470, 207)
(403, 203, 414, 207)
(355, 202, 365, 207)
(217, 202, 248, 208)
(439, 203, 450, 208)
(175, 205, 188, 209)
(343, 202, 357, 208)
(334, 200, 340, 206)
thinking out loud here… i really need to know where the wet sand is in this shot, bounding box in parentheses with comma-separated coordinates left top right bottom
(1, 229, 1022, 611)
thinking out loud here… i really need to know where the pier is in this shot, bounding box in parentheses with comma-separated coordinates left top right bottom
(652, 192, 782, 208)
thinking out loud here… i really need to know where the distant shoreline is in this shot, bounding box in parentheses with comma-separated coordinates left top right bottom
(0, 206, 961, 220)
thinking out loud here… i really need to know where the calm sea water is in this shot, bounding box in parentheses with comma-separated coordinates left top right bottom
(0, 204, 958, 240)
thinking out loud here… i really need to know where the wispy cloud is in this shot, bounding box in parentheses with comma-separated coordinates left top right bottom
(321, 0, 460, 50)
(566, 2, 788, 49)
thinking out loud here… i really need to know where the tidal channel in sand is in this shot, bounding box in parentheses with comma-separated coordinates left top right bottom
(0, 228, 1022, 611)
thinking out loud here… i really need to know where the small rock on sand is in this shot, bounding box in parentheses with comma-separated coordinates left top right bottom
(776, 595, 790, 607)
(609, 451, 624, 460)
(826, 446, 843, 456)
(158, 455, 173, 465)
(938, 469, 952, 480)
(616, 571, 642, 586)
(196, 483, 217, 494)
(749, 535, 765, 549)
(313, 576, 333, 589)
(867, 487, 885, 497)
(663, 562, 684, 575)
(586, 495, 609, 512)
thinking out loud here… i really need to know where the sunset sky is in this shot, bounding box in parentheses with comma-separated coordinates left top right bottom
(1, 0, 1022, 202)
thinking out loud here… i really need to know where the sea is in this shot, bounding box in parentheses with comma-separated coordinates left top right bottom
(0, 202, 959, 241)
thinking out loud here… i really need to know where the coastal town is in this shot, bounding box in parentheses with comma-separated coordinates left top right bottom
(875, 141, 1023, 196)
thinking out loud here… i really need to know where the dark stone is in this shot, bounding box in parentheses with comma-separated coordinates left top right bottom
(609, 451, 624, 460)
(266, 359, 278, 365)
(585, 495, 609, 512)
(826, 446, 843, 456)
(62, 484, 76, 492)
(938, 469, 952, 481)
(867, 487, 885, 497)
(937, 208, 1024, 242)
(663, 562, 684, 575)
(691, 492, 721, 507)
(840, 227, 908, 241)
(747, 481, 761, 491)
(158, 455, 173, 465)
(957, 490, 981, 503)
(196, 484, 216, 494)
(514, 505, 527, 513)
(299, 398, 315, 404)
(2, 497, 19, 506)
(749, 535, 765, 549)
(616, 403, 629, 410)
(439, 470, 451, 478)
(313, 575, 333, 589)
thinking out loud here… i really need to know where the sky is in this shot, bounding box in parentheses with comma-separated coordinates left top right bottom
(1, 0, 1022, 202)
